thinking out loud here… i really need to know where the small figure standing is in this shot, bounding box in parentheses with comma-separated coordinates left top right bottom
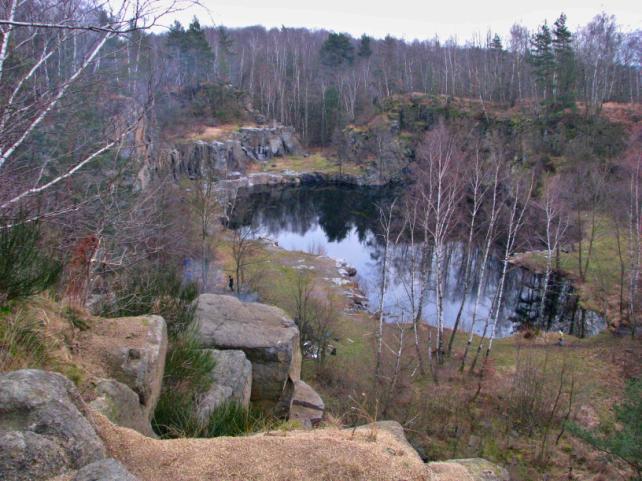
(228, 275, 234, 292)
(557, 330, 564, 346)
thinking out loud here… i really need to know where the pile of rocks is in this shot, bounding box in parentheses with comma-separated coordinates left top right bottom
(194, 294, 324, 425)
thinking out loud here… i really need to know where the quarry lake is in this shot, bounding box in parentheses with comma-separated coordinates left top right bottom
(231, 185, 606, 338)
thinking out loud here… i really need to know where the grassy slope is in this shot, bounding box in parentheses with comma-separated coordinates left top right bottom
(213, 226, 641, 481)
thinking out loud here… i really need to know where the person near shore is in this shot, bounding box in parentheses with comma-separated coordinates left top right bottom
(228, 275, 234, 292)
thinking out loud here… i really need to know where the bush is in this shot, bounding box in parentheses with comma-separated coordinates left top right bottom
(0, 307, 48, 371)
(151, 328, 216, 438)
(0, 218, 61, 304)
(203, 401, 276, 437)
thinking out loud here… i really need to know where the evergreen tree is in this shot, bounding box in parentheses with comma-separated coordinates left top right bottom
(491, 33, 503, 51)
(357, 34, 372, 59)
(320, 33, 354, 69)
(529, 22, 555, 104)
(552, 13, 576, 109)
(216, 26, 234, 81)
(166, 17, 214, 87)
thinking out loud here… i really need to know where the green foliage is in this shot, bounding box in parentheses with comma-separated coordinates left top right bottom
(190, 83, 248, 123)
(552, 13, 576, 109)
(152, 329, 216, 438)
(320, 33, 354, 68)
(202, 401, 277, 437)
(529, 23, 555, 102)
(0, 307, 48, 371)
(100, 266, 197, 338)
(357, 34, 372, 59)
(0, 219, 61, 304)
(166, 17, 213, 86)
(568, 378, 642, 479)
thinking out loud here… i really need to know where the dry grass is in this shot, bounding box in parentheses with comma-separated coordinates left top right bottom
(248, 150, 365, 176)
(93, 413, 431, 481)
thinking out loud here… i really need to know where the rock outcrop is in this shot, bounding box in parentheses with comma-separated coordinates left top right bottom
(94, 315, 168, 419)
(0, 370, 106, 481)
(89, 379, 155, 437)
(166, 126, 303, 180)
(289, 380, 324, 428)
(196, 349, 252, 421)
(72, 458, 140, 481)
(195, 294, 301, 414)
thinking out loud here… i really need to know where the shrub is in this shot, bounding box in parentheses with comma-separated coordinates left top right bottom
(0, 307, 48, 371)
(202, 401, 276, 437)
(152, 323, 216, 437)
(0, 218, 61, 304)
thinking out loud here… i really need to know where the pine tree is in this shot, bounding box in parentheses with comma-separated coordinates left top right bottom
(357, 34, 372, 59)
(552, 13, 576, 109)
(166, 17, 214, 87)
(320, 33, 354, 69)
(529, 23, 555, 104)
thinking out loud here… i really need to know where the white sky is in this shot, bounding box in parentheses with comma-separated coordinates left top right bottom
(158, 0, 640, 41)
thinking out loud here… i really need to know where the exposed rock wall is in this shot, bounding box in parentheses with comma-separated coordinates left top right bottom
(163, 126, 303, 180)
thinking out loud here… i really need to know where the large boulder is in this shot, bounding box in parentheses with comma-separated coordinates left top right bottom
(289, 380, 324, 428)
(196, 349, 252, 421)
(195, 294, 301, 414)
(0, 370, 106, 481)
(88, 379, 155, 437)
(96, 315, 167, 419)
(428, 458, 510, 481)
(72, 458, 139, 481)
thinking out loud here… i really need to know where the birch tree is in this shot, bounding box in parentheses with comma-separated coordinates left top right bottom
(0, 0, 192, 211)
(475, 174, 533, 375)
(416, 123, 463, 364)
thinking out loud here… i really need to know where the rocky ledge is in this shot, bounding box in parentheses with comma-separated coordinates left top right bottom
(161, 126, 304, 180)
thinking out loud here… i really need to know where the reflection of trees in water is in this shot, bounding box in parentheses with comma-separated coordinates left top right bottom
(231, 186, 604, 336)
(230, 186, 397, 242)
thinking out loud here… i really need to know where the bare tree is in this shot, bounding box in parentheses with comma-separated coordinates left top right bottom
(459, 154, 502, 372)
(448, 143, 489, 356)
(374, 198, 400, 381)
(416, 123, 463, 364)
(536, 179, 569, 329)
(0, 0, 194, 212)
(475, 174, 533, 375)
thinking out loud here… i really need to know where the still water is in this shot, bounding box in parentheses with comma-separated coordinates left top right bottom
(231, 185, 606, 338)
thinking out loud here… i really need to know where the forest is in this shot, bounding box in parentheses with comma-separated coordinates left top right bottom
(0, 1, 641, 481)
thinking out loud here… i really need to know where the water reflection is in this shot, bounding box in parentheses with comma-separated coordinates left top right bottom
(231, 186, 606, 338)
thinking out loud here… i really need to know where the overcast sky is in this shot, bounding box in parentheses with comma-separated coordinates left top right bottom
(158, 0, 640, 41)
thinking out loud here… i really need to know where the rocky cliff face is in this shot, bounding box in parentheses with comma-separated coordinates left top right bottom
(162, 126, 303, 180)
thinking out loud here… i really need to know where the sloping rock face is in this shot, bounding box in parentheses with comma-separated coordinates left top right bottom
(289, 380, 324, 428)
(0, 370, 106, 481)
(196, 349, 252, 421)
(195, 294, 301, 414)
(98, 315, 167, 419)
(72, 458, 140, 481)
(89, 379, 155, 437)
(166, 126, 303, 180)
